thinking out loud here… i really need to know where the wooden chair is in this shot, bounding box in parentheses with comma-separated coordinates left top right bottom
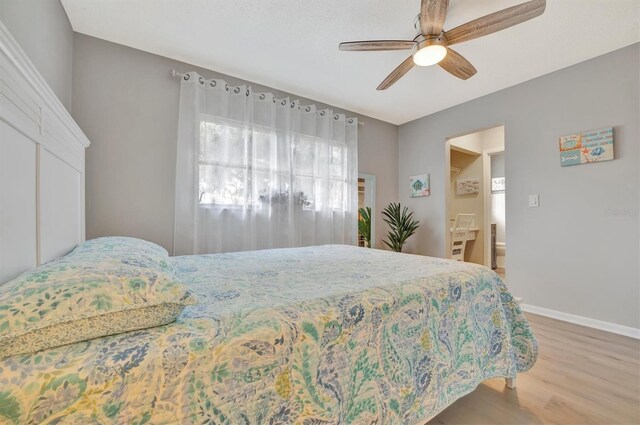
(450, 214, 475, 261)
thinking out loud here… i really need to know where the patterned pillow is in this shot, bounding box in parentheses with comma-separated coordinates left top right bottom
(71, 236, 173, 271)
(0, 237, 196, 359)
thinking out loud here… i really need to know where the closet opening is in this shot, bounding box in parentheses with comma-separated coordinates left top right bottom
(357, 173, 376, 248)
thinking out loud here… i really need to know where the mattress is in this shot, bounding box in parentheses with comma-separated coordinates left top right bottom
(0, 245, 537, 424)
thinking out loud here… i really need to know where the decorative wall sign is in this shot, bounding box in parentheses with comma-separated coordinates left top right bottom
(491, 177, 505, 192)
(560, 127, 614, 167)
(409, 174, 430, 197)
(456, 178, 480, 195)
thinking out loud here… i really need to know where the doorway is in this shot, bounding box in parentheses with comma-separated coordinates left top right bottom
(445, 126, 505, 276)
(486, 149, 506, 279)
(358, 173, 376, 248)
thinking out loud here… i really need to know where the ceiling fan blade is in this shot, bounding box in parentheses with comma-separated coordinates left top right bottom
(420, 0, 450, 35)
(339, 40, 416, 51)
(444, 0, 546, 46)
(377, 56, 415, 90)
(439, 48, 477, 80)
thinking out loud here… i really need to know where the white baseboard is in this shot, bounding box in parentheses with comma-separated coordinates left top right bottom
(520, 303, 640, 340)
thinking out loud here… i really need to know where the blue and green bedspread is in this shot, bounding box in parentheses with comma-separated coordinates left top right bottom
(0, 245, 537, 424)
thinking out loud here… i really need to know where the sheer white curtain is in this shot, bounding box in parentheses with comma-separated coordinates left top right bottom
(174, 72, 358, 255)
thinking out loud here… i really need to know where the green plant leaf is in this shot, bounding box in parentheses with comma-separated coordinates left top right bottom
(382, 203, 420, 252)
(358, 206, 372, 248)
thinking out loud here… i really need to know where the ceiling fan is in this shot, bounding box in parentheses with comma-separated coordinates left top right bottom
(339, 0, 546, 90)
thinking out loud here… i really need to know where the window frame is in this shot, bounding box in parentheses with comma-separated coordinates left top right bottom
(197, 115, 351, 212)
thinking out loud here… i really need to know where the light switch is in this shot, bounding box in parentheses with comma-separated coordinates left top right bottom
(529, 194, 539, 208)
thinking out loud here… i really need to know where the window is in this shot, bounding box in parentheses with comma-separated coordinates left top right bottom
(198, 116, 349, 211)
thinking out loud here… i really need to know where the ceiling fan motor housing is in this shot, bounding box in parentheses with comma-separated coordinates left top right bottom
(414, 34, 447, 51)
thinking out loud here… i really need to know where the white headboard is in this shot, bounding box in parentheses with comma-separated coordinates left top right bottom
(0, 21, 90, 283)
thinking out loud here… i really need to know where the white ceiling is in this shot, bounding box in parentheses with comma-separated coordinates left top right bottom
(61, 0, 640, 125)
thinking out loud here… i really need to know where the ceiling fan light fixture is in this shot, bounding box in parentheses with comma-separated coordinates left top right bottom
(413, 37, 447, 66)
(339, 0, 547, 89)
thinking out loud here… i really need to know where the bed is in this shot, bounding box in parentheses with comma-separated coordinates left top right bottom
(0, 244, 537, 424)
(0, 21, 536, 425)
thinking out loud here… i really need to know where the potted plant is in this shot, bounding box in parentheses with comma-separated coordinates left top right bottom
(358, 206, 372, 248)
(381, 202, 420, 252)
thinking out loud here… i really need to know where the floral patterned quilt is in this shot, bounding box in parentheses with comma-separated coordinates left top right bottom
(0, 245, 537, 424)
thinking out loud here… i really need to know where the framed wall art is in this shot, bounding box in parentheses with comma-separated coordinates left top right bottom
(410, 174, 430, 197)
(456, 177, 480, 195)
(560, 127, 613, 167)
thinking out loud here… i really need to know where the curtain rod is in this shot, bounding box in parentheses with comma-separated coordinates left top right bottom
(169, 69, 185, 78)
(169, 69, 365, 127)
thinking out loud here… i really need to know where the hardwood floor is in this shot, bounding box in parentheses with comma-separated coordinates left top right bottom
(429, 313, 640, 424)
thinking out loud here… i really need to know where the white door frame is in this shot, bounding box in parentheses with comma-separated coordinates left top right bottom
(358, 173, 376, 248)
(444, 139, 452, 258)
(482, 148, 505, 267)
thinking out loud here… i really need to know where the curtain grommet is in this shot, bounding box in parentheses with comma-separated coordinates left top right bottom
(259, 94, 265, 100)
(199, 77, 204, 85)
(183, 74, 190, 81)
(305, 106, 311, 112)
(210, 80, 216, 87)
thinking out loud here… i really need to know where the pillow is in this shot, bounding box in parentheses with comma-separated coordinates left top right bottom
(0, 237, 196, 359)
(72, 236, 173, 271)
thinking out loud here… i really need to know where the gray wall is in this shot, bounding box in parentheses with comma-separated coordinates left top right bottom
(72, 34, 398, 253)
(491, 153, 505, 179)
(399, 43, 639, 328)
(0, 0, 73, 110)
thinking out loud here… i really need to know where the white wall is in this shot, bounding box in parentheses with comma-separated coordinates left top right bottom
(449, 132, 483, 154)
(72, 34, 398, 252)
(399, 44, 640, 329)
(0, 0, 73, 110)
(480, 126, 505, 152)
